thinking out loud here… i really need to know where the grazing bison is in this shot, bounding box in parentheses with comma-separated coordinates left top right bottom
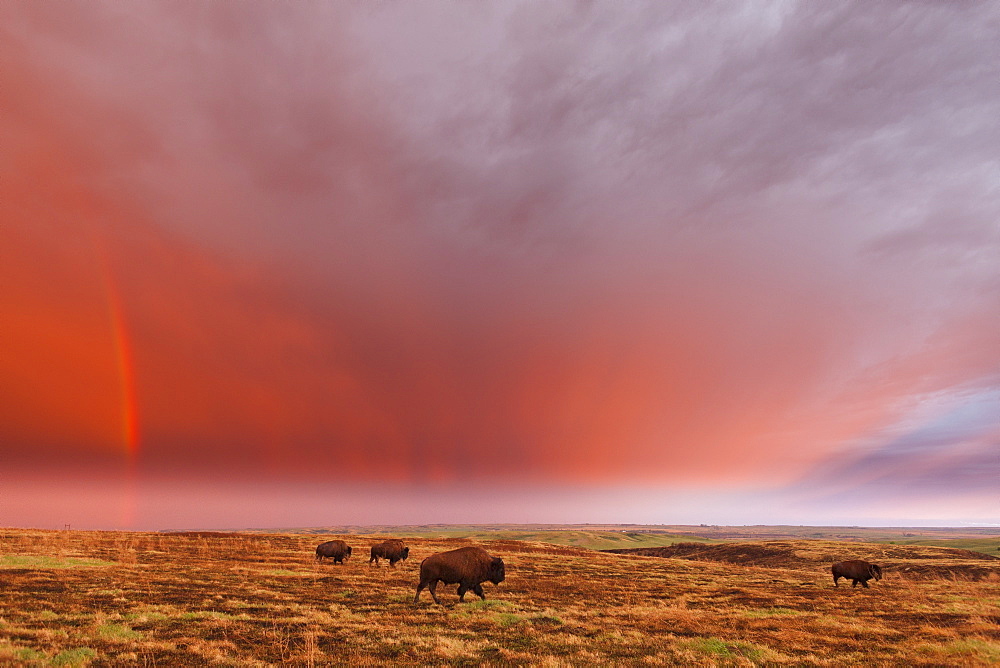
(832, 560, 883, 588)
(414, 546, 505, 604)
(370, 539, 410, 567)
(315, 540, 352, 564)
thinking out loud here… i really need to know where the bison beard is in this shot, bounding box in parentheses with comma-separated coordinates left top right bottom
(414, 546, 506, 604)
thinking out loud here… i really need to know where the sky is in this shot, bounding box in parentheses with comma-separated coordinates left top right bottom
(2, 1, 998, 530)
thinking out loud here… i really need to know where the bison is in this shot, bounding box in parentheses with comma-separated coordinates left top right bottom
(413, 546, 505, 604)
(315, 540, 352, 564)
(370, 539, 410, 567)
(832, 560, 883, 588)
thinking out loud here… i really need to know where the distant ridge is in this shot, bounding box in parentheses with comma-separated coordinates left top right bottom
(603, 540, 1000, 579)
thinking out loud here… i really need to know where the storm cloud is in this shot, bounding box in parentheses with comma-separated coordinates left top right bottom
(2, 1, 997, 527)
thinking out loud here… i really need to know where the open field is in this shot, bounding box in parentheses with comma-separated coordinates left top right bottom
(2, 528, 999, 666)
(264, 524, 1000, 555)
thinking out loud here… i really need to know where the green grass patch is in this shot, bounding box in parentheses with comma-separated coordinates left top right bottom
(15, 647, 48, 662)
(495, 612, 525, 627)
(51, 647, 97, 666)
(941, 638, 1000, 662)
(680, 637, 766, 662)
(0, 555, 114, 569)
(0, 643, 48, 663)
(464, 599, 514, 611)
(895, 538, 1000, 556)
(683, 637, 733, 657)
(96, 623, 141, 641)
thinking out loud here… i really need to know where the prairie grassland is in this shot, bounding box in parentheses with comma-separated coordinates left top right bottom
(1, 528, 998, 666)
(274, 524, 1000, 554)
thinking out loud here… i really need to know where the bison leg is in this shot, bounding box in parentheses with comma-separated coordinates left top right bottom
(833, 574, 840, 587)
(851, 579, 859, 587)
(415, 578, 441, 604)
(861, 578, 870, 588)
(427, 580, 442, 604)
(389, 558, 398, 567)
(472, 584, 486, 600)
(457, 583, 469, 601)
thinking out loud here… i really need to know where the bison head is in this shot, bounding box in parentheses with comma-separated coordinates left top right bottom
(870, 564, 883, 581)
(402, 546, 410, 560)
(488, 557, 506, 585)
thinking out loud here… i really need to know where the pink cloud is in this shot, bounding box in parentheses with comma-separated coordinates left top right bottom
(2, 2, 997, 527)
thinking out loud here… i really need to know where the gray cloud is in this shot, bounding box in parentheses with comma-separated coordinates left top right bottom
(797, 389, 1000, 503)
(347, 2, 1000, 241)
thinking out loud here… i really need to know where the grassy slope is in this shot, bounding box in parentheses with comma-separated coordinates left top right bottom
(892, 537, 1000, 556)
(366, 529, 720, 551)
(2, 528, 999, 666)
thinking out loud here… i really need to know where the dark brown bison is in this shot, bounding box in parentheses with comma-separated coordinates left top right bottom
(832, 560, 883, 588)
(315, 540, 352, 564)
(414, 546, 505, 604)
(370, 539, 410, 567)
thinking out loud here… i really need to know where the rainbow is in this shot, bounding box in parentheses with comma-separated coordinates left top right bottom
(91, 231, 140, 526)
(104, 268, 140, 460)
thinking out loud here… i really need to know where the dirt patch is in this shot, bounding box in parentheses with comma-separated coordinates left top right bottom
(886, 563, 1000, 581)
(604, 541, 810, 566)
(880, 612, 973, 628)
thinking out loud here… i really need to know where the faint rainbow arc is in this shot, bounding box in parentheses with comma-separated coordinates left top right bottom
(102, 262, 140, 460)
(85, 225, 140, 460)
(92, 236, 140, 528)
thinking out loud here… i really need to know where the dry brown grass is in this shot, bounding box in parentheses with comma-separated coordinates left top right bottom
(1, 528, 998, 665)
